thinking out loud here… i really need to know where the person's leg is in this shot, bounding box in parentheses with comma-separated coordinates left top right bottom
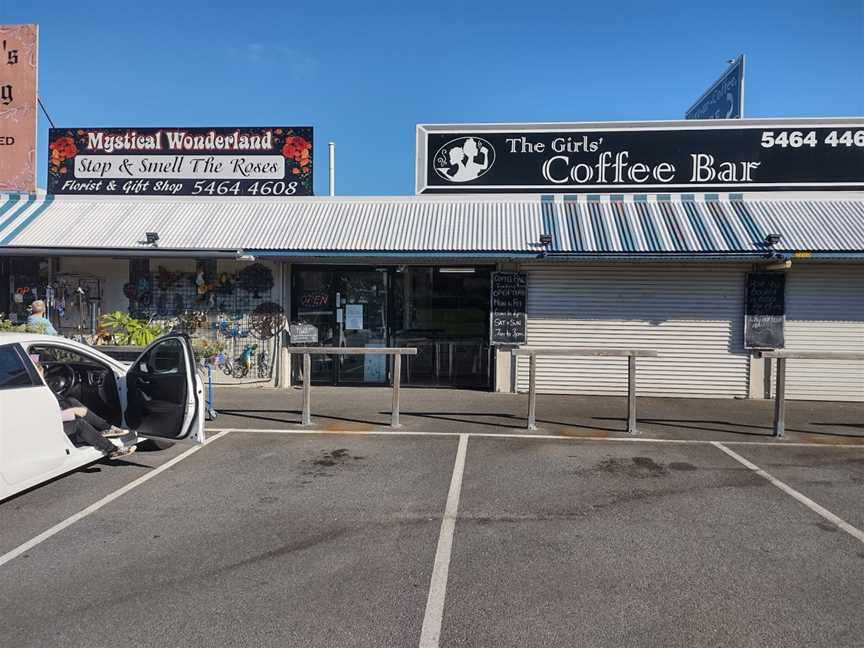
(68, 418, 116, 454)
(64, 396, 111, 431)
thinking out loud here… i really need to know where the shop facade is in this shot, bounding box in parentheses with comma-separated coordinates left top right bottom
(1, 191, 862, 401)
(291, 263, 493, 387)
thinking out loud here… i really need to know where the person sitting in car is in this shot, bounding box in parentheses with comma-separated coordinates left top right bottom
(31, 356, 136, 459)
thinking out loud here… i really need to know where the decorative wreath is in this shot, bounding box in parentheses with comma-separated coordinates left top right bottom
(237, 263, 274, 299)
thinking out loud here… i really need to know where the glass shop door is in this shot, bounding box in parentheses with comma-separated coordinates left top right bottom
(334, 269, 389, 384)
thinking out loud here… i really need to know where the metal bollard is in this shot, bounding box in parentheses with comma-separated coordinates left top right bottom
(773, 357, 786, 437)
(527, 353, 537, 431)
(302, 352, 312, 426)
(391, 353, 402, 428)
(627, 355, 638, 435)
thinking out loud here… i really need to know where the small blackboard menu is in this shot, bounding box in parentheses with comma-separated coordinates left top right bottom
(490, 272, 527, 345)
(288, 323, 319, 344)
(745, 272, 785, 349)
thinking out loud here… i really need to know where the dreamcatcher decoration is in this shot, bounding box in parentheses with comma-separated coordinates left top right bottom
(248, 301, 285, 340)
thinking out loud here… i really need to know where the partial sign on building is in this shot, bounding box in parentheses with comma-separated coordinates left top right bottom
(0, 24, 38, 194)
(490, 271, 527, 345)
(744, 272, 785, 349)
(416, 118, 864, 194)
(686, 55, 745, 120)
(47, 126, 313, 196)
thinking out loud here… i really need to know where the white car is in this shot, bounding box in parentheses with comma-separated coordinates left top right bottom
(0, 332, 205, 501)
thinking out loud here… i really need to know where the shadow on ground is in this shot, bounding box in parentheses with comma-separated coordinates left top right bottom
(207, 387, 864, 444)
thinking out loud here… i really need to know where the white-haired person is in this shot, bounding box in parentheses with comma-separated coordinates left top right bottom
(27, 300, 58, 335)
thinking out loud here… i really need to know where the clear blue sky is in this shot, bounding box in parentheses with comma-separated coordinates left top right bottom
(5, 0, 863, 195)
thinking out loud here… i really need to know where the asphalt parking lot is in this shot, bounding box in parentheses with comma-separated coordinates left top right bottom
(1, 429, 863, 648)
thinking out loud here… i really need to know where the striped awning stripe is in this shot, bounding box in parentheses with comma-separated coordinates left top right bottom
(0, 192, 862, 256)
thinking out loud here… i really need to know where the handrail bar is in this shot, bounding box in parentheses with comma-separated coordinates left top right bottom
(287, 347, 419, 355)
(286, 347, 418, 427)
(512, 347, 659, 433)
(513, 347, 658, 358)
(762, 351, 864, 361)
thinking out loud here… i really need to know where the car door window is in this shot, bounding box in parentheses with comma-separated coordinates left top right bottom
(0, 345, 36, 389)
(140, 338, 183, 375)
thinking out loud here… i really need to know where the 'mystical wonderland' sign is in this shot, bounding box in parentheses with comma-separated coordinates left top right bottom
(416, 119, 864, 194)
(48, 126, 312, 196)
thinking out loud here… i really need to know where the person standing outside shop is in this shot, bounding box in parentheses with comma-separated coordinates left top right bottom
(27, 300, 58, 335)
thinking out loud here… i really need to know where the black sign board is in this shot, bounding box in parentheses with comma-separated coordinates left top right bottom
(288, 323, 319, 344)
(745, 272, 785, 349)
(490, 272, 527, 345)
(48, 127, 312, 196)
(416, 119, 864, 194)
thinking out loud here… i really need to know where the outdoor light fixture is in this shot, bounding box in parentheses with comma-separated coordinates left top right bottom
(539, 233, 553, 246)
(144, 232, 159, 246)
(439, 267, 475, 274)
(764, 233, 782, 247)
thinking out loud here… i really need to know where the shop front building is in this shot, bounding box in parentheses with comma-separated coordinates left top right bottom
(1, 191, 862, 401)
(292, 264, 493, 387)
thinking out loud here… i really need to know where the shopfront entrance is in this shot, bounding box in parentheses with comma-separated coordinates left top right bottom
(291, 265, 492, 388)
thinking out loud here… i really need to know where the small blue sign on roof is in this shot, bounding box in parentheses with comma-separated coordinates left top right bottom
(686, 55, 745, 120)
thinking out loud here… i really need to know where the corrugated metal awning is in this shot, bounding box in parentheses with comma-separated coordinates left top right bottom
(1, 192, 862, 258)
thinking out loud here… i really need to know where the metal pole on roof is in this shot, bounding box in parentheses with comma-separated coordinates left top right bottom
(328, 142, 335, 196)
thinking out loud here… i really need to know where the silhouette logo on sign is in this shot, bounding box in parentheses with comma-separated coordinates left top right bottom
(434, 136, 495, 182)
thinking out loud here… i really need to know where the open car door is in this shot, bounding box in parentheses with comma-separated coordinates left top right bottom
(125, 334, 204, 442)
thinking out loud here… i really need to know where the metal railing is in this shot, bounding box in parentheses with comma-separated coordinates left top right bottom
(512, 347, 659, 433)
(287, 347, 418, 427)
(762, 351, 864, 437)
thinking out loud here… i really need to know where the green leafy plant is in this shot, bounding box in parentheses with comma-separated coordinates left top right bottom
(99, 311, 167, 346)
(0, 315, 48, 334)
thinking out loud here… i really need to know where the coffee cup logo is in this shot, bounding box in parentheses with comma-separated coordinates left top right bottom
(434, 136, 495, 182)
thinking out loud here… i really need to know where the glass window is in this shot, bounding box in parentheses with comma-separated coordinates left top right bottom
(0, 345, 36, 390)
(140, 339, 183, 374)
(29, 345, 103, 368)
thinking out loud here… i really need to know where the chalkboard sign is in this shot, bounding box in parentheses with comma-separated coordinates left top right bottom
(745, 272, 785, 349)
(288, 323, 319, 344)
(490, 272, 527, 345)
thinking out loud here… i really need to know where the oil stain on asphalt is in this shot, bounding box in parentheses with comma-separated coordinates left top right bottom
(587, 456, 698, 478)
(300, 448, 366, 481)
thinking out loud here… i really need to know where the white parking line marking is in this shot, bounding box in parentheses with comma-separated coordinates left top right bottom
(712, 441, 864, 544)
(0, 431, 231, 569)
(419, 433, 469, 648)
(208, 427, 864, 449)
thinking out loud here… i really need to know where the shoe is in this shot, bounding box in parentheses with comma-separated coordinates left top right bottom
(103, 426, 128, 438)
(110, 445, 137, 459)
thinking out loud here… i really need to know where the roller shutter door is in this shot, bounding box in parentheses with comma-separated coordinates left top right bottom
(516, 264, 750, 398)
(778, 265, 864, 402)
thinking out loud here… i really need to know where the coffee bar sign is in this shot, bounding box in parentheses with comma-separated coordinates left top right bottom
(48, 126, 312, 196)
(416, 118, 864, 194)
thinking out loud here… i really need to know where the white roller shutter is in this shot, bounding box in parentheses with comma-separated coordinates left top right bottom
(516, 264, 750, 398)
(778, 264, 864, 402)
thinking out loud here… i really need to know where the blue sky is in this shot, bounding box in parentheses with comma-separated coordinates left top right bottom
(5, 0, 863, 195)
